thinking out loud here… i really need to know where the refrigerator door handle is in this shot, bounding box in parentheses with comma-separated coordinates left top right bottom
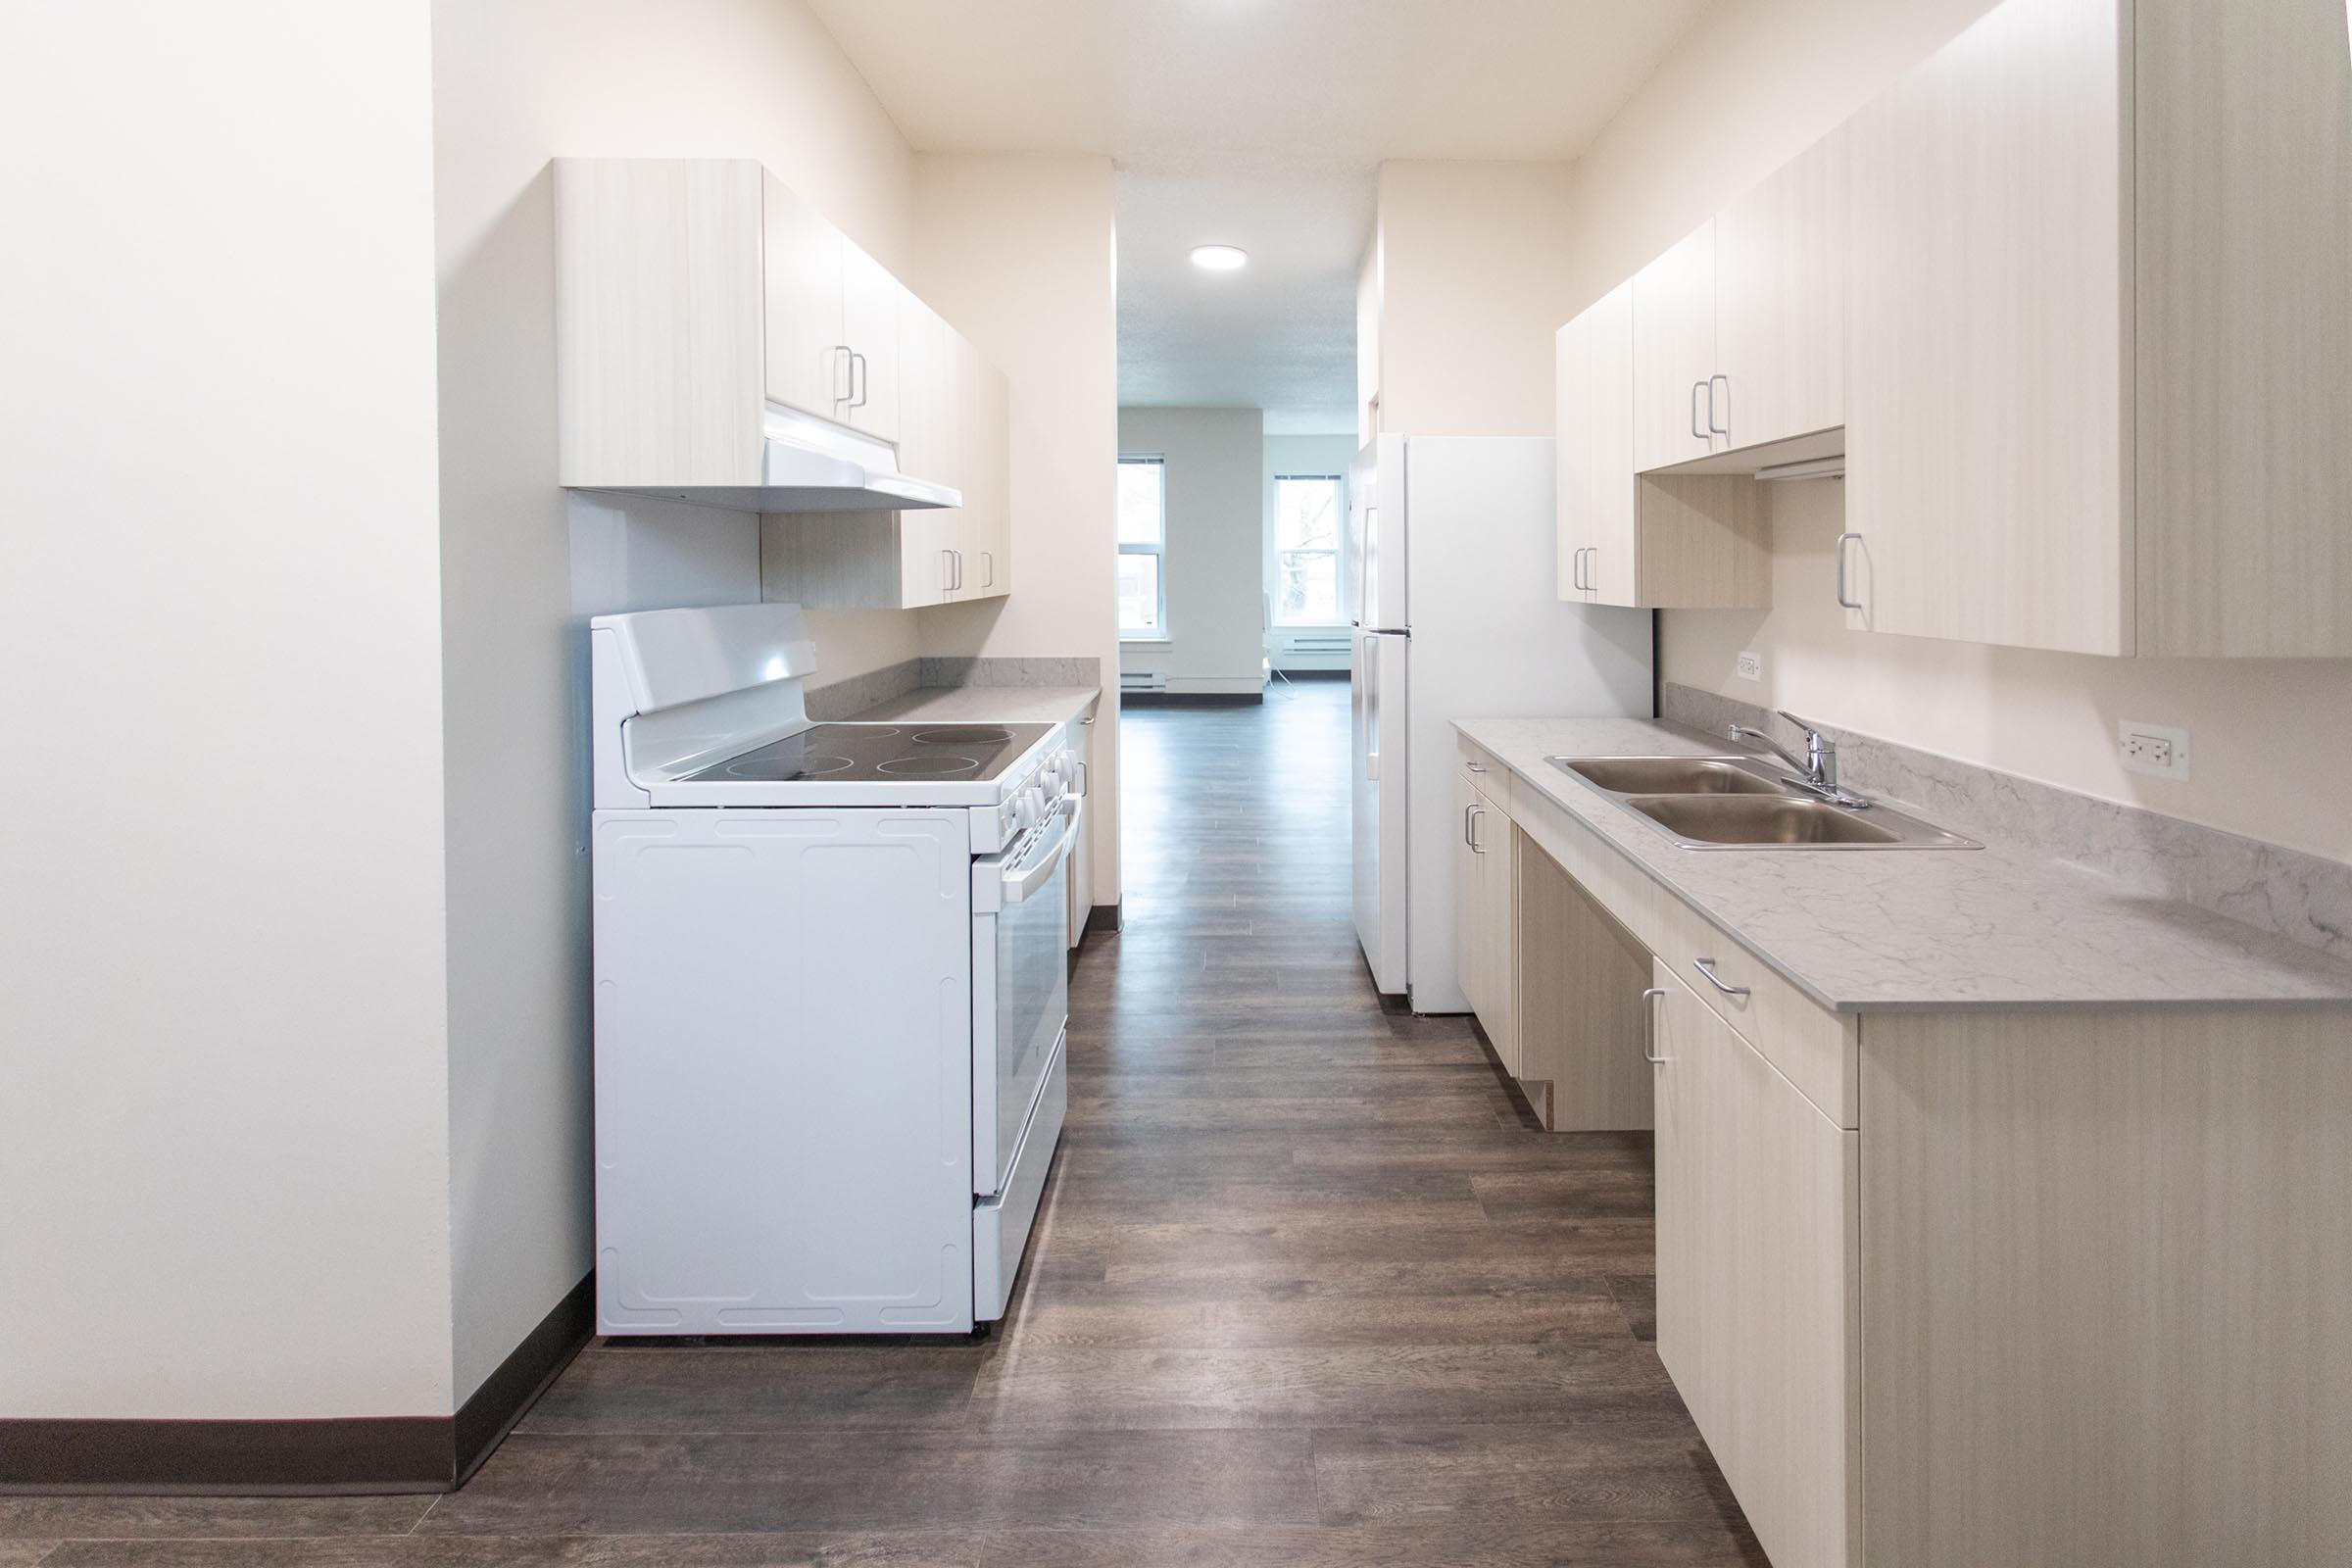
(1362, 641, 1381, 781)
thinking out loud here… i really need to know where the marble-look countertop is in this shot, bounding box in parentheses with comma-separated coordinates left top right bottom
(852, 685, 1102, 728)
(1456, 715, 2352, 1013)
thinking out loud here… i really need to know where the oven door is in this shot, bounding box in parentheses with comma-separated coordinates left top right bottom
(971, 799, 1074, 1197)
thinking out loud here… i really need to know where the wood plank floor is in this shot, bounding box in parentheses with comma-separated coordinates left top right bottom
(7, 681, 1761, 1566)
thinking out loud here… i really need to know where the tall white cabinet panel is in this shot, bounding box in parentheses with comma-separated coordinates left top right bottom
(1631, 222, 1719, 472)
(1845, 0, 2130, 656)
(760, 172, 849, 424)
(1715, 126, 1849, 453)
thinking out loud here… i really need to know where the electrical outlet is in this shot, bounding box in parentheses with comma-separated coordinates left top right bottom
(2119, 720, 2190, 781)
(1735, 650, 1763, 682)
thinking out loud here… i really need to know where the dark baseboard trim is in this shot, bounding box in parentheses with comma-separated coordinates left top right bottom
(1271, 667, 1349, 681)
(0, 1416, 452, 1495)
(1086, 902, 1122, 935)
(1122, 691, 1263, 708)
(1, 1272, 593, 1495)
(453, 1269, 594, 1485)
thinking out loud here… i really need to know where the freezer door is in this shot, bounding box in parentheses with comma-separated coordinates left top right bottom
(1350, 627, 1410, 994)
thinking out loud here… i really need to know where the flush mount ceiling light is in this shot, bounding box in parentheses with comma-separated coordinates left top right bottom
(1190, 244, 1248, 271)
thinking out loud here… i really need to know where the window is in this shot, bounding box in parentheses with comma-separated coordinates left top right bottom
(1117, 456, 1166, 636)
(1272, 473, 1345, 625)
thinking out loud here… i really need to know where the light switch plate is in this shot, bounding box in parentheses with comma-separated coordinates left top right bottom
(1735, 650, 1763, 682)
(2119, 719, 2190, 780)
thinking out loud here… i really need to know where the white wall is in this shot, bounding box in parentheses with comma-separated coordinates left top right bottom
(1263, 433, 1360, 661)
(1365, 161, 1577, 438)
(428, 0, 926, 1400)
(1119, 408, 1267, 694)
(0, 1, 456, 1417)
(912, 154, 1124, 905)
(1575, 0, 2352, 865)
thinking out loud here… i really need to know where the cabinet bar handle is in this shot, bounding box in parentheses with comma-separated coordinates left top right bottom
(833, 343, 855, 405)
(1468, 804, 1486, 855)
(1836, 532, 1864, 611)
(1642, 986, 1669, 1064)
(1690, 957, 1749, 999)
(1708, 372, 1730, 441)
(1690, 380, 1708, 440)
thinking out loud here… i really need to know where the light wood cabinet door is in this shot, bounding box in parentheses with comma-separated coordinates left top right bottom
(840, 242, 901, 442)
(1480, 806, 1516, 1077)
(1585, 281, 1642, 607)
(898, 299, 957, 605)
(2132, 0, 2352, 658)
(761, 172, 848, 421)
(1716, 125, 1847, 452)
(1631, 221, 1718, 474)
(1451, 771, 1515, 1073)
(1553, 314, 1592, 602)
(966, 353, 1011, 599)
(1653, 962, 1856, 1568)
(1453, 769, 1487, 1023)
(1845, 0, 2130, 656)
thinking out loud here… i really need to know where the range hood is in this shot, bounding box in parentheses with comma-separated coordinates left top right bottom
(574, 404, 961, 514)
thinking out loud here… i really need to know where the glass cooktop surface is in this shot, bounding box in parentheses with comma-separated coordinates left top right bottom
(684, 722, 1054, 785)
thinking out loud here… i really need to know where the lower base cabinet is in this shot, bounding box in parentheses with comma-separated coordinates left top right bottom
(1493, 758, 2352, 1566)
(1454, 764, 1518, 1078)
(1652, 962, 1857, 1567)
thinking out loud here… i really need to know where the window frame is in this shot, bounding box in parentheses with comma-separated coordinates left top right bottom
(1116, 454, 1169, 641)
(1269, 471, 1348, 628)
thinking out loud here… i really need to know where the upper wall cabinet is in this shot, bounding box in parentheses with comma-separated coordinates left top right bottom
(1560, 280, 1771, 612)
(1627, 130, 1850, 475)
(557, 158, 952, 496)
(1631, 223, 1719, 472)
(1715, 127, 1847, 457)
(1845, 0, 2352, 658)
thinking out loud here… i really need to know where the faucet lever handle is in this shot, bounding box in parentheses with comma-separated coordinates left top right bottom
(1774, 709, 1817, 738)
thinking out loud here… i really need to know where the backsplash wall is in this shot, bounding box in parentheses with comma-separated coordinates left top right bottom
(1662, 678, 2352, 966)
(1660, 485, 2352, 867)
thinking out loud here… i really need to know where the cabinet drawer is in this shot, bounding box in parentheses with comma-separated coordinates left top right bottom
(1455, 734, 1509, 806)
(1654, 901, 1855, 1129)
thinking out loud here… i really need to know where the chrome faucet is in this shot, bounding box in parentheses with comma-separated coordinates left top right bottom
(1729, 711, 1870, 808)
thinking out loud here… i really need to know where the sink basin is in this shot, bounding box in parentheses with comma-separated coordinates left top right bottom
(1630, 795, 1903, 847)
(1545, 751, 1983, 849)
(1554, 756, 1790, 796)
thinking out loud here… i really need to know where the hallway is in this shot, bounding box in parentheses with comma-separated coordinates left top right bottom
(1, 681, 1760, 1566)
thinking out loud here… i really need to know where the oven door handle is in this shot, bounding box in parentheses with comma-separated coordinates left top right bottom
(1000, 800, 1077, 905)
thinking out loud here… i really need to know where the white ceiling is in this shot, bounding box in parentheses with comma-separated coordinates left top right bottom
(809, 0, 1719, 428)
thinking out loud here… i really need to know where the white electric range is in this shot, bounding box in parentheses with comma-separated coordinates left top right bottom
(588, 603, 1078, 1334)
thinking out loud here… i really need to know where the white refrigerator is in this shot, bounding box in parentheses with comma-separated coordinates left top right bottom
(1349, 434, 1653, 1013)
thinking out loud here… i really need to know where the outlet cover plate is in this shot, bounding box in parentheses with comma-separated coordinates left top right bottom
(2119, 719, 2190, 781)
(1735, 650, 1763, 682)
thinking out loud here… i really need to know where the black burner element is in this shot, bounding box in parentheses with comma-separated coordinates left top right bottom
(912, 726, 1014, 747)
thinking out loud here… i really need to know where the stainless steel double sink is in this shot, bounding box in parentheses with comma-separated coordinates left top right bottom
(1547, 755, 1981, 851)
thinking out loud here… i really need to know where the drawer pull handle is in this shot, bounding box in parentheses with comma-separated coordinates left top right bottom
(1691, 957, 1749, 999)
(1642, 987, 1669, 1064)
